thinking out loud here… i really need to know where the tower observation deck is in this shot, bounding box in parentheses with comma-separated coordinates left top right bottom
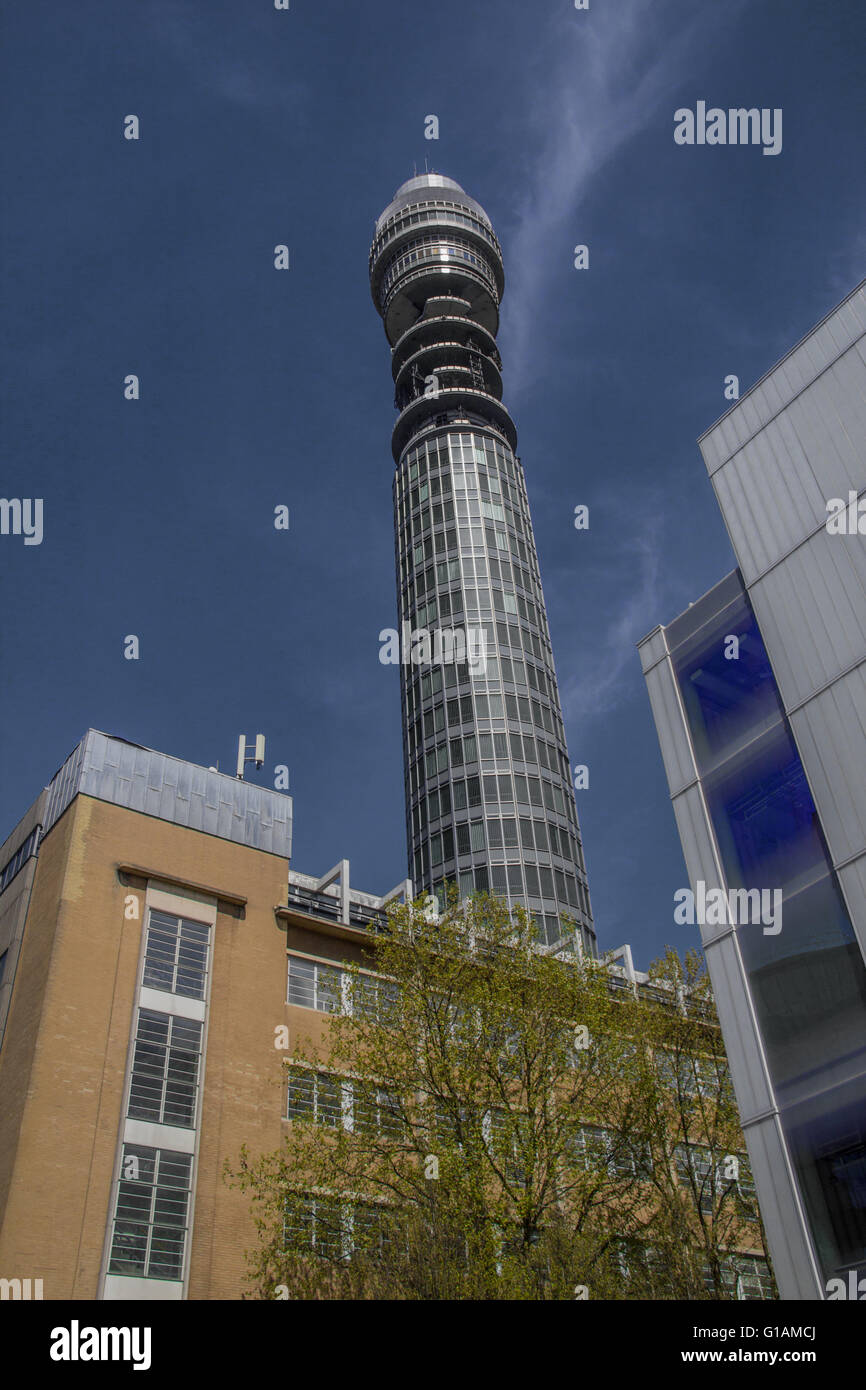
(370, 173, 595, 955)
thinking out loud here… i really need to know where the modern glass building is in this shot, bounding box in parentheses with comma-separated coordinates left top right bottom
(370, 174, 595, 955)
(639, 279, 866, 1299)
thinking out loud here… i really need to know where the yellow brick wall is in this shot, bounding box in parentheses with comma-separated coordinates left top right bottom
(0, 793, 297, 1300)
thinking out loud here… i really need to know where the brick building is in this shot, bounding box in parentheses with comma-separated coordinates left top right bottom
(0, 728, 408, 1300)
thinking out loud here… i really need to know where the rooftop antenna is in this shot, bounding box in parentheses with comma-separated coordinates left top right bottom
(236, 733, 265, 780)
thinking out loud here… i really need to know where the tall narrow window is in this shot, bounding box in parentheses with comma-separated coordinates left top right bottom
(142, 909, 211, 1000)
(108, 1144, 193, 1281)
(127, 1009, 203, 1128)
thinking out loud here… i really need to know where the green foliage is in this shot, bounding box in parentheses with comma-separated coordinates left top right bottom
(225, 893, 775, 1300)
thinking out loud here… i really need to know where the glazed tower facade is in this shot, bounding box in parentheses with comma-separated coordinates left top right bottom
(370, 173, 595, 955)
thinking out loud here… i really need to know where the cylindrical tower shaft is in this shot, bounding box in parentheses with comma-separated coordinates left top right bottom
(370, 173, 595, 955)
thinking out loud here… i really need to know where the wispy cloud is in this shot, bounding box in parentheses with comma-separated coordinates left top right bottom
(500, 0, 747, 396)
(554, 497, 669, 721)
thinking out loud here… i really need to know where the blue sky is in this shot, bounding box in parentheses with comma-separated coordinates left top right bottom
(1, 0, 864, 968)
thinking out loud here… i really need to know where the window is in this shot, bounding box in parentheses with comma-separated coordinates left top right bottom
(0, 826, 40, 893)
(676, 1142, 735, 1213)
(501, 818, 518, 848)
(353, 1082, 402, 1138)
(572, 1125, 652, 1179)
(708, 1254, 775, 1300)
(351, 972, 399, 1024)
(286, 1068, 342, 1127)
(108, 1144, 193, 1281)
(128, 1009, 203, 1128)
(434, 1097, 474, 1142)
(424, 706, 444, 737)
(485, 1107, 529, 1186)
(733, 1156, 759, 1219)
(570, 1124, 609, 1169)
(286, 955, 398, 1022)
(286, 1069, 401, 1139)
(352, 1203, 392, 1257)
(615, 1238, 670, 1288)
(287, 955, 342, 1013)
(284, 1196, 344, 1260)
(490, 865, 507, 894)
(675, 1144, 757, 1218)
(283, 1198, 393, 1262)
(658, 1052, 729, 1099)
(142, 909, 210, 1000)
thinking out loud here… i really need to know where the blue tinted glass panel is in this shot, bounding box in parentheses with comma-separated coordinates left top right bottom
(671, 592, 784, 775)
(672, 576, 866, 1285)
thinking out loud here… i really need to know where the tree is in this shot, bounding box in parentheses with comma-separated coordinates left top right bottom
(626, 947, 775, 1299)
(226, 893, 775, 1300)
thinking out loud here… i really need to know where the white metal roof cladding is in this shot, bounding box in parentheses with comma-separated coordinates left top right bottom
(41, 730, 293, 859)
(705, 340, 866, 584)
(638, 284, 866, 1304)
(375, 173, 492, 232)
(691, 282, 866, 968)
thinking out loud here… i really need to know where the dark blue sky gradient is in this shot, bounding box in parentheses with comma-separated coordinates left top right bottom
(2, 0, 864, 967)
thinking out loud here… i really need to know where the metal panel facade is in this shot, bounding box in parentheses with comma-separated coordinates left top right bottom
(638, 610, 824, 1299)
(41, 730, 293, 860)
(640, 280, 866, 1300)
(698, 278, 866, 990)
